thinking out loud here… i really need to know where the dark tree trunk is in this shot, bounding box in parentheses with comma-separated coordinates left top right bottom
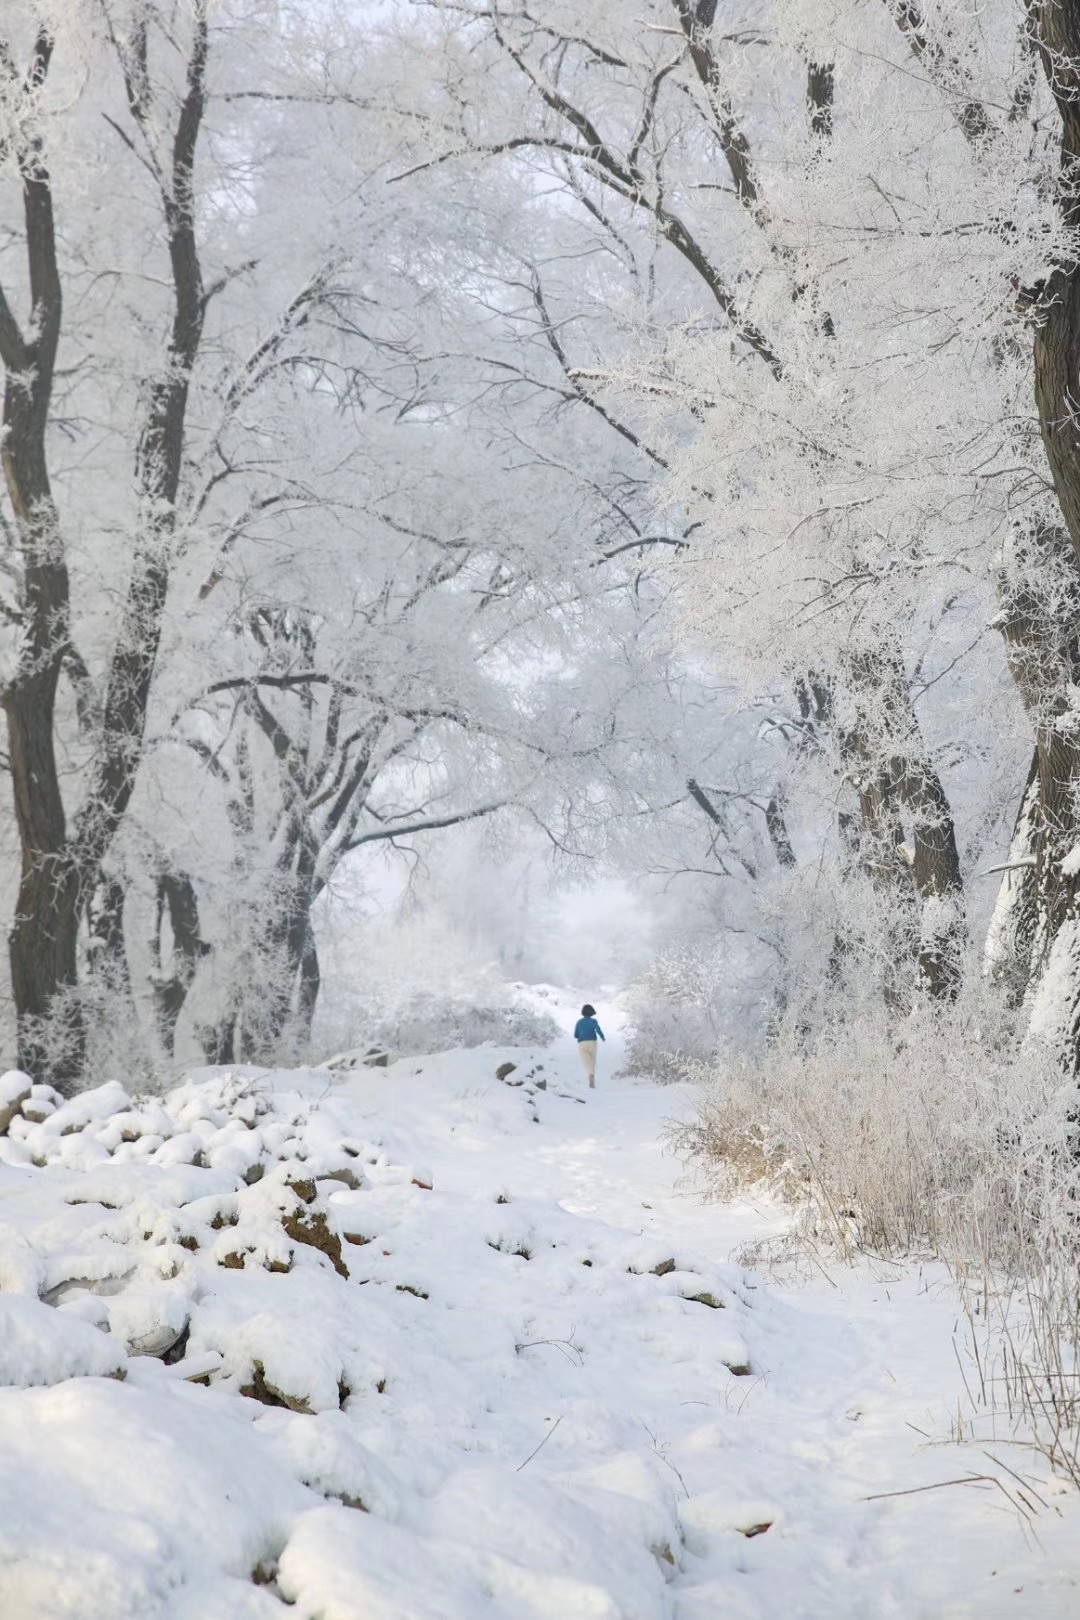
(831, 648, 967, 1003)
(74, 4, 209, 896)
(0, 17, 210, 1087)
(151, 872, 210, 1056)
(986, 749, 1041, 1008)
(254, 830, 320, 1055)
(764, 792, 797, 870)
(297, 932, 321, 1043)
(897, 755, 966, 1000)
(197, 1015, 237, 1067)
(87, 876, 131, 993)
(1001, 0, 1080, 1060)
(806, 63, 834, 138)
(863, 650, 966, 999)
(0, 31, 83, 1086)
(989, 520, 1080, 1022)
(849, 752, 921, 1014)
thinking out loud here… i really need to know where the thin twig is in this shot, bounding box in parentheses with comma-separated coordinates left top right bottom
(864, 1473, 998, 1501)
(516, 1414, 564, 1472)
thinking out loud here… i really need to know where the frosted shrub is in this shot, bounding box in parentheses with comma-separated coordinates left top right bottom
(315, 907, 560, 1060)
(673, 992, 1080, 1480)
(318, 984, 557, 1062)
(624, 940, 769, 1080)
(21, 984, 167, 1097)
(622, 997, 717, 1082)
(348, 994, 559, 1060)
(672, 995, 1076, 1269)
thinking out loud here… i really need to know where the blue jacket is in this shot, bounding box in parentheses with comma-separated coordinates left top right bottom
(574, 1016, 604, 1042)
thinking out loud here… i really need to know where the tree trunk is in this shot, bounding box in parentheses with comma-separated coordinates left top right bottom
(988, 518, 1080, 1022)
(2, 490, 81, 1079)
(253, 831, 320, 1056)
(896, 755, 966, 1000)
(87, 876, 131, 993)
(849, 752, 921, 1014)
(0, 31, 82, 1085)
(297, 932, 321, 1045)
(150, 872, 210, 1056)
(985, 749, 1041, 1008)
(836, 647, 966, 1003)
(0, 18, 210, 1086)
(1011, 5, 1080, 1065)
(764, 791, 797, 870)
(73, 4, 209, 902)
(1032, 4, 1080, 546)
(196, 1015, 237, 1067)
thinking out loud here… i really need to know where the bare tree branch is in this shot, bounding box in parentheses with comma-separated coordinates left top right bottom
(343, 800, 505, 853)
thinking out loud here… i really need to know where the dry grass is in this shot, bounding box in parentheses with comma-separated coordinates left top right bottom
(671, 1002, 1080, 1484)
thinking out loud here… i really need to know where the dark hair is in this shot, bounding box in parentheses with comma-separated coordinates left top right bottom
(581, 1003, 595, 1017)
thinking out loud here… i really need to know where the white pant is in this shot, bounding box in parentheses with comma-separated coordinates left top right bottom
(578, 1040, 597, 1085)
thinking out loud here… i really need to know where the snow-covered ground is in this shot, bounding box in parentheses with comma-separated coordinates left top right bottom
(0, 996, 1078, 1618)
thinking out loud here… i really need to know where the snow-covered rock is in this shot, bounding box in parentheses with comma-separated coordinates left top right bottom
(0, 1295, 125, 1386)
(0, 1071, 32, 1134)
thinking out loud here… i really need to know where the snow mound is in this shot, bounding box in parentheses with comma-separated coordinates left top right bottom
(0, 1294, 126, 1386)
(0, 1047, 762, 1616)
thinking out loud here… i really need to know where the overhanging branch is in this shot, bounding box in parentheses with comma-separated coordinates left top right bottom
(343, 800, 505, 853)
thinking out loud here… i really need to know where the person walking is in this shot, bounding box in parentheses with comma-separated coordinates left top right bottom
(574, 1003, 605, 1088)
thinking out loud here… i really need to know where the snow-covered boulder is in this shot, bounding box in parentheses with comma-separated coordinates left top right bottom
(0, 1071, 32, 1135)
(0, 1226, 44, 1296)
(0, 1295, 125, 1386)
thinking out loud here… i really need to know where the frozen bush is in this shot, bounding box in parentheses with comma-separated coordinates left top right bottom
(19, 984, 170, 1098)
(622, 997, 716, 1082)
(328, 994, 559, 1063)
(670, 991, 1076, 1269)
(670, 984, 1080, 1481)
(315, 911, 504, 1052)
(623, 940, 771, 1080)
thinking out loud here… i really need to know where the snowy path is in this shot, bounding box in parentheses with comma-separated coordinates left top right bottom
(399, 1051, 1080, 1619)
(0, 1034, 1079, 1617)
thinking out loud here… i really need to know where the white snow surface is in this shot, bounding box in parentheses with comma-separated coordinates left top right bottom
(0, 1002, 1078, 1617)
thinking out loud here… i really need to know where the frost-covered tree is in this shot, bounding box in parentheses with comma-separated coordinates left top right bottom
(395, 0, 1036, 1016)
(10, 0, 1080, 1088)
(0, 2, 714, 1081)
(0, 2, 221, 1081)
